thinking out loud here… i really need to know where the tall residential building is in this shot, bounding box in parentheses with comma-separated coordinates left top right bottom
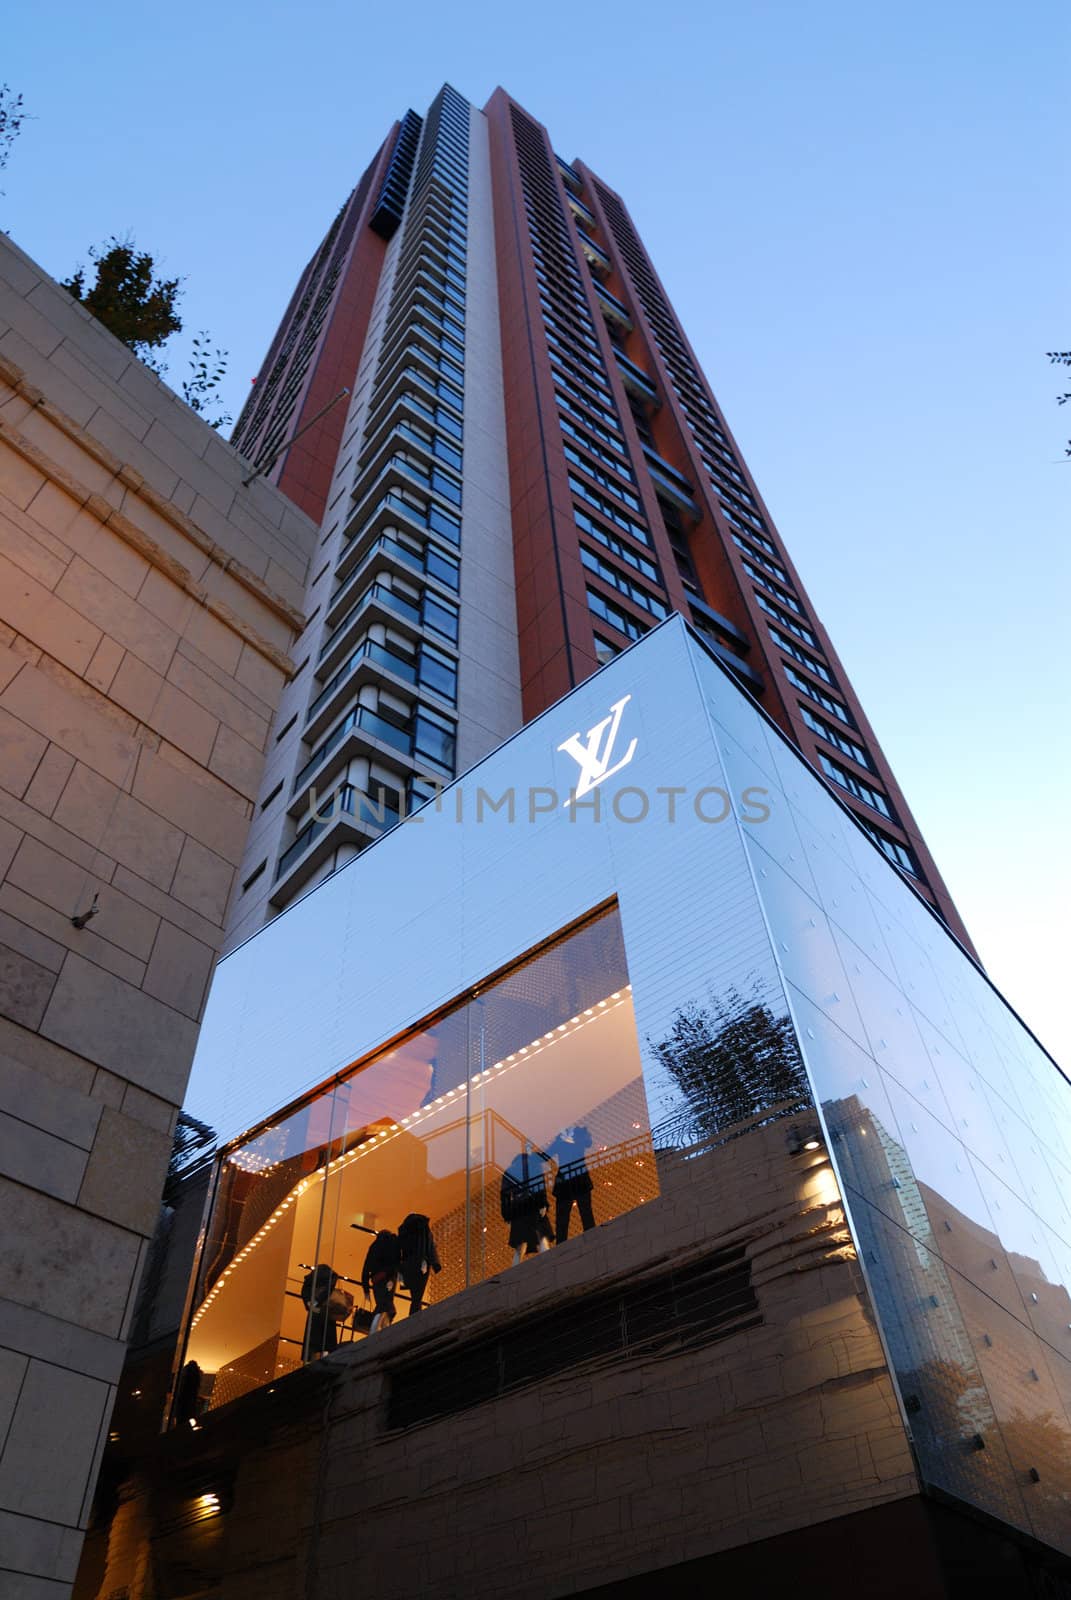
(225, 84, 972, 954)
(70, 88, 1070, 1600)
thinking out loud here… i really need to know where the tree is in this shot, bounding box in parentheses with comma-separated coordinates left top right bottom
(0, 83, 26, 176)
(61, 237, 182, 370)
(182, 332, 232, 431)
(1047, 351, 1071, 458)
(62, 238, 231, 427)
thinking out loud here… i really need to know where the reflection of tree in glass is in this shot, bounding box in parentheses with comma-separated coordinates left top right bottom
(899, 1355, 1071, 1540)
(163, 1111, 216, 1206)
(648, 987, 809, 1147)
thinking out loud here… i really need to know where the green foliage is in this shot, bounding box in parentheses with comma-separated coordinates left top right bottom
(61, 237, 182, 368)
(0, 83, 27, 200)
(0, 83, 26, 175)
(61, 240, 231, 426)
(1048, 351, 1071, 458)
(182, 332, 232, 431)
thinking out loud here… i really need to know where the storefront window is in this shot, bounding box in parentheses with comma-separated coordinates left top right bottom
(182, 905, 658, 1410)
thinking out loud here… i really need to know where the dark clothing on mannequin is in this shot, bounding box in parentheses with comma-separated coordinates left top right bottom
(400, 1264, 429, 1313)
(555, 1187, 596, 1243)
(398, 1213, 441, 1315)
(362, 1231, 401, 1324)
(361, 1231, 401, 1289)
(550, 1128, 596, 1243)
(370, 1277, 396, 1319)
(301, 1264, 340, 1358)
(501, 1149, 552, 1255)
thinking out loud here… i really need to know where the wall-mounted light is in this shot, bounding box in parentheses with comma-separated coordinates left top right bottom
(786, 1125, 823, 1156)
(194, 1491, 222, 1521)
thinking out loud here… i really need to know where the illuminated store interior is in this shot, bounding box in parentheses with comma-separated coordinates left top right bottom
(184, 907, 658, 1406)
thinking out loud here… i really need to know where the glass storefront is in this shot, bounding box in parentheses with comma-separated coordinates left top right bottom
(176, 614, 1070, 1559)
(184, 906, 662, 1407)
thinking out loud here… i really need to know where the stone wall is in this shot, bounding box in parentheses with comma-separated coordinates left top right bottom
(0, 232, 318, 1598)
(76, 1117, 920, 1599)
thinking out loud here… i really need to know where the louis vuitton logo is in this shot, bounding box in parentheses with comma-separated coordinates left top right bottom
(558, 694, 639, 806)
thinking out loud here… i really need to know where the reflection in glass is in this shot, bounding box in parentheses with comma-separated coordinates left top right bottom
(186, 1099, 340, 1405)
(647, 985, 810, 1154)
(692, 631, 1071, 1559)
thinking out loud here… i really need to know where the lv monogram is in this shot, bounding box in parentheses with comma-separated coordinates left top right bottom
(558, 695, 638, 805)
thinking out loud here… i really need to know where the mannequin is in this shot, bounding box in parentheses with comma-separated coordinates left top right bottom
(397, 1213, 442, 1314)
(301, 1263, 344, 1358)
(500, 1141, 552, 1265)
(549, 1125, 596, 1243)
(360, 1230, 401, 1333)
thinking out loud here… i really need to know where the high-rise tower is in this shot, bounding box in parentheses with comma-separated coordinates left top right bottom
(227, 84, 971, 954)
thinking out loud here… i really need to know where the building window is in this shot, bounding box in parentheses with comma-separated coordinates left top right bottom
(767, 627, 832, 684)
(568, 475, 650, 547)
(783, 665, 852, 724)
(817, 753, 893, 820)
(754, 592, 817, 648)
(181, 906, 659, 1410)
(240, 860, 267, 895)
(575, 510, 658, 578)
(563, 444, 642, 510)
(586, 587, 649, 642)
(580, 547, 667, 619)
(798, 705, 873, 771)
(858, 820, 919, 878)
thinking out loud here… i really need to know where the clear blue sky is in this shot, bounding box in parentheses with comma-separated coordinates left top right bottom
(6, 0, 1069, 1065)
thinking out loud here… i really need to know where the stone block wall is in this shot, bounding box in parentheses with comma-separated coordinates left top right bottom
(0, 232, 318, 1598)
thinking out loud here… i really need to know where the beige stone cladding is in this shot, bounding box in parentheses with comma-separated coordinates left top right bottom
(0, 231, 317, 1598)
(75, 1117, 918, 1600)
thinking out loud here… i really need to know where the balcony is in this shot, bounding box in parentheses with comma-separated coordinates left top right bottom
(336, 478, 460, 589)
(318, 581, 425, 679)
(576, 232, 611, 277)
(362, 386, 464, 470)
(382, 278, 465, 354)
(567, 192, 597, 228)
(291, 701, 418, 805)
(305, 635, 418, 743)
(350, 435, 461, 529)
(703, 637, 764, 695)
(593, 280, 633, 330)
(365, 363, 463, 447)
(329, 530, 457, 629)
(374, 339, 463, 413)
(390, 256, 466, 322)
(274, 782, 403, 897)
(307, 632, 457, 748)
(643, 447, 700, 518)
(613, 348, 658, 404)
(555, 154, 583, 193)
(689, 595, 750, 653)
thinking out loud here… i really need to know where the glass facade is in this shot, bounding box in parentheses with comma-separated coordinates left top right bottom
(692, 641, 1071, 1554)
(185, 908, 660, 1401)
(179, 616, 1070, 1558)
